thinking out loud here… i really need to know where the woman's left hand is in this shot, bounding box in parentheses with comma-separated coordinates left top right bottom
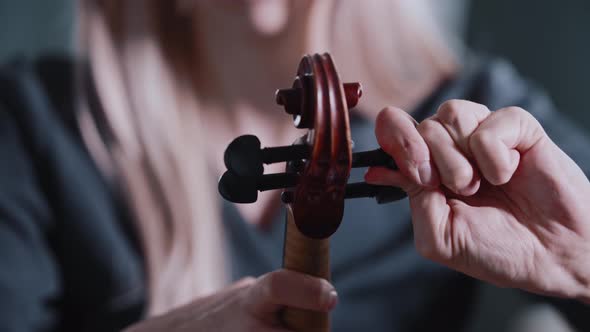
(366, 100, 590, 303)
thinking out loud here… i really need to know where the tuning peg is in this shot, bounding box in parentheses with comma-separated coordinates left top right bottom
(224, 135, 264, 176)
(224, 135, 310, 177)
(275, 87, 302, 116)
(275, 76, 362, 128)
(342, 82, 362, 108)
(275, 74, 314, 128)
(218, 171, 299, 203)
(276, 82, 362, 114)
(352, 148, 398, 170)
(344, 182, 407, 204)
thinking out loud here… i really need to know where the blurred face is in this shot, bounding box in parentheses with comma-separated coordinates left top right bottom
(194, 0, 302, 37)
(184, 0, 455, 114)
(241, 0, 291, 35)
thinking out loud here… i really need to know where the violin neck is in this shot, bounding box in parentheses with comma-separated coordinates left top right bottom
(281, 205, 331, 332)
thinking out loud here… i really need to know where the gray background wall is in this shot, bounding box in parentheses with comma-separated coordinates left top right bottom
(468, 0, 590, 130)
(0, 0, 73, 60)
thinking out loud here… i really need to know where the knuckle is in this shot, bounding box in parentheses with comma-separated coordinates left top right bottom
(377, 108, 426, 164)
(439, 100, 491, 125)
(260, 271, 282, 300)
(239, 276, 257, 285)
(309, 278, 328, 308)
(376, 107, 413, 134)
(417, 119, 441, 139)
(235, 277, 257, 300)
(382, 105, 405, 116)
(397, 135, 429, 167)
(437, 100, 465, 125)
(496, 106, 544, 142)
(446, 166, 474, 190)
(497, 106, 532, 123)
(375, 107, 403, 143)
(489, 166, 512, 185)
(501, 106, 527, 116)
(503, 106, 539, 127)
(377, 106, 403, 125)
(399, 135, 421, 154)
(414, 238, 439, 261)
(469, 130, 493, 150)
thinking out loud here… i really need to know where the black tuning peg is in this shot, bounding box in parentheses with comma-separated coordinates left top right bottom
(221, 136, 403, 203)
(345, 182, 407, 204)
(224, 135, 310, 177)
(348, 149, 404, 203)
(352, 148, 398, 170)
(275, 87, 302, 116)
(219, 170, 406, 205)
(218, 171, 300, 204)
(225, 135, 397, 177)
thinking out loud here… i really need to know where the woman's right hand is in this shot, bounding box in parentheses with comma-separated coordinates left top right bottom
(124, 269, 338, 332)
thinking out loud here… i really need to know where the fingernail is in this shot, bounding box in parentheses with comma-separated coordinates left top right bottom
(327, 290, 338, 310)
(418, 161, 434, 186)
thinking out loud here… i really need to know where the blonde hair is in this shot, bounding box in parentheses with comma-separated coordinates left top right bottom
(78, 0, 457, 316)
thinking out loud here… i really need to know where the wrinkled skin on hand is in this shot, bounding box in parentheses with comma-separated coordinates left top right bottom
(125, 269, 338, 332)
(366, 100, 590, 303)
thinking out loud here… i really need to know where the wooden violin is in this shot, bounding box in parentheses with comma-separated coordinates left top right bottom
(219, 53, 406, 331)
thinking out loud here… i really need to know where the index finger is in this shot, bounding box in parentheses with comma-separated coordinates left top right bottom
(375, 107, 439, 187)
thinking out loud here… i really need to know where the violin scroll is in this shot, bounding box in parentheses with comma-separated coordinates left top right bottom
(217, 53, 407, 332)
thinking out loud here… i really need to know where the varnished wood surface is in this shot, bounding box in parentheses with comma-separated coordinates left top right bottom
(281, 205, 331, 332)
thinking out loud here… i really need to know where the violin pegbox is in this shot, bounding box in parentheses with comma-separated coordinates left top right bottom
(217, 53, 408, 332)
(275, 75, 363, 129)
(218, 53, 407, 236)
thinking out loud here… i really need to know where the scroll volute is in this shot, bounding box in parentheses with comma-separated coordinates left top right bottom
(276, 53, 361, 239)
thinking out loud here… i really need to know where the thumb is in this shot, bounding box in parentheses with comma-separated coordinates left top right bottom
(365, 167, 454, 261)
(408, 188, 456, 262)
